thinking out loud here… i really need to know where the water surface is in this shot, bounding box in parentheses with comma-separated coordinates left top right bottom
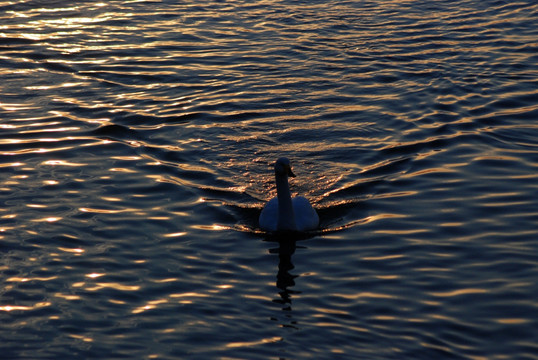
(1, 1, 537, 359)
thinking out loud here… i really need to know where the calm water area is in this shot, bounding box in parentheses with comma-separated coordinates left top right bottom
(1, 0, 537, 359)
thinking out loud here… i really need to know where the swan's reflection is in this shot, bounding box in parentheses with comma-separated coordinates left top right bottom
(269, 236, 303, 329)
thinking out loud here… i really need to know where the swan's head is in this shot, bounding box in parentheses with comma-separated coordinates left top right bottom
(275, 157, 296, 178)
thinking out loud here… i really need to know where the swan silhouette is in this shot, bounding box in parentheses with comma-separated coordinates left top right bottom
(259, 157, 319, 232)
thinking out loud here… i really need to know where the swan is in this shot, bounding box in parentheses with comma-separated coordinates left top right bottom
(259, 157, 319, 232)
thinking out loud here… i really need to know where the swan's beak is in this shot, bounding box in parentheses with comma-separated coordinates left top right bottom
(287, 166, 296, 177)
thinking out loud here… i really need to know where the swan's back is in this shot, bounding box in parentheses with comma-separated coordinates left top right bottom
(259, 196, 319, 232)
(292, 196, 319, 232)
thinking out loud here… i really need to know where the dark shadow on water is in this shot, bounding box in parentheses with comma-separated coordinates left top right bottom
(266, 234, 309, 330)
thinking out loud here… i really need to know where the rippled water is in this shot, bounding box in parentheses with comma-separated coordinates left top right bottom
(1, 0, 537, 358)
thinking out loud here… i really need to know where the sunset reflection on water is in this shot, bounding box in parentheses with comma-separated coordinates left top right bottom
(1, 0, 537, 359)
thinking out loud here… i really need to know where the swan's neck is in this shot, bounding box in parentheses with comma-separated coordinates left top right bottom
(276, 173, 296, 231)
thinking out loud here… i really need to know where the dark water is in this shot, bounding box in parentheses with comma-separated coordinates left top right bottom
(1, 0, 537, 358)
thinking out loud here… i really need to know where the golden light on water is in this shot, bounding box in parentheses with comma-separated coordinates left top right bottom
(54, 293, 81, 301)
(0, 102, 38, 112)
(42, 160, 87, 166)
(110, 167, 138, 173)
(0, 162, 25, 167)
(339, 292, 396, 300)
(7, 276, 57, 282)
(191, 224, 230, 231)
(169, 292, 210, 299)
(226, 336, 283, 349)
(430, 288, 488, 298)
(32, 216, 62, 223)
(86, 273, 105, 279)
(362, 254, 405, 261)
(495, 318, 530, 325)
(27, 204, 47, 208)
(153, 278, 178, 283)
(58, 247, 84, 254)
(163, 231, 187, 238)
(85, 283, 141, 292)
(132, 299, 169, 314)
(79, 207, 136, 214)
(26, 82, 85, 91)
(0, 302, 51, 312)
(69, 334, 93, 343)
(130, 285, 235, 314)
(101, 196, 122, 202)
